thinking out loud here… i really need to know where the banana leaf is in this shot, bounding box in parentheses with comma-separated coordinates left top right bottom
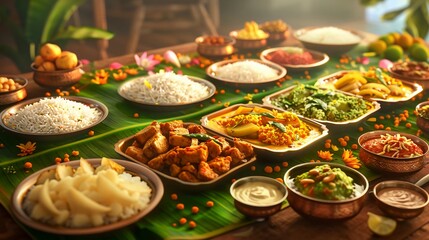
(0, 45, 427, 239)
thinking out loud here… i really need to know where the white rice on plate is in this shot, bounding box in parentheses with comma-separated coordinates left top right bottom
(299, 27, 360, 44)
(215, 60, 278, 83)
(120, 72, 210, 105)
(4, 97, 102, 134)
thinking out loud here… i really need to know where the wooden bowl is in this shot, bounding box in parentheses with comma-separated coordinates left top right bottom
(195, 35, 236, 59)
(32, 63, 83, 88)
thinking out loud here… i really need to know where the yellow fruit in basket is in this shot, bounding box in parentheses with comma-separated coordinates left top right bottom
(389, 32, 401, 44)
(413, 36, 426, 45)
(384, 45, 403, 61)
(410, 43, 429, 61)
(367, 212, 397, 236)
(368, 40, 387, 55)
(237, 21, 268, 39)
(37, 61, 56, 72)
(55, 51, 78, 70)
(397, 33, 414, 49)
(379, 35, 395, 46)
(40, 43, 62, 61)
(33, 55, 44, 68)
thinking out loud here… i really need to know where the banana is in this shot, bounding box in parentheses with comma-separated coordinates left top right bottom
(334, 75, 356, 89)
(357, 88, 388, 99)
(339, 81, 361, 93)
(360, 83, 391, 94)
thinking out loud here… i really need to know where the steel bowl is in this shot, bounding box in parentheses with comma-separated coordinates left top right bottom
(373, 180, 429, 220)
(32, 62, 83, 88)
(0, 76, 28, 105)
(416, 101, 429, 133)
(293, 26, 362, 56)
(195, 35, 236, 59)
(284, 162, 369, 221)
(230, 176, 287, 219)
(358, 130, 429, 173)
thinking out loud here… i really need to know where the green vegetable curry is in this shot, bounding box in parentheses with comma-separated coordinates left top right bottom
(272, 84, 372, 121)
(294, 164, 354, 200)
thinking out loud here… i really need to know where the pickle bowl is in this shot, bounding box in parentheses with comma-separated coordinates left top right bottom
(230, 176, 288, 219)
(283, 162, 369, 221)
(373, 180, 429, 220)
(358, 130, 429, 173)
(415, 101, 429, 133)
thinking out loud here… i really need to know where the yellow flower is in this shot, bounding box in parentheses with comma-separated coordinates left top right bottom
(91, 69, 109, 85)
(16, 141, 36, 157)
(113, 69, 127, 81)
(125, 68, 139, 75)
(342, 149, 361, 169)
(317, 150, 333, 161)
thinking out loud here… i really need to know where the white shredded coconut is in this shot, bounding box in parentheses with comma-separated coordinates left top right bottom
(299, 27, 361, 44)
(4, 97, 102, 134)
(215, 60, 278, 83)
(120, 72, 210, 104)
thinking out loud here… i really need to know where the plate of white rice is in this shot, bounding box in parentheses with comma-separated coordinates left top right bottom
(118, 72, 216, 110)
(0, 96, 108, 140)
(206, 59, 286, 86)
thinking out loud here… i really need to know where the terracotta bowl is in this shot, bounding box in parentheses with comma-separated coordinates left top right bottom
(416, 101, 429, 133)
(229, 30, 269, 50)
(0, 76, 28, 105)
(373, 180, 429, 220)
(293, 26, 362, 56)
(230, 176, 287, 219)
(284, 162, 368, 221)
(32, 62, 83, 88)
(195, 35, 236, 59)
(358, 130, 429, 173)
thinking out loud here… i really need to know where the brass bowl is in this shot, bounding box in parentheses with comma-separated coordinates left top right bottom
(195, 35, 236, 59)
(284, 162, 368, 221)
(358, 130, 429, 173)
(415, 101, 429, 133)
(373, 180, 429, 220)
(229, 30, 269, 50)
(230, 176, 287, 219)
(0, 76, 28, 105)
(293, 26, 362, 56)
(32, 62, 83, 88)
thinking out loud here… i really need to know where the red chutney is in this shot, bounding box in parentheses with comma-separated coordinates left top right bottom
(267, 50, 315, 65)
(362, 133, 423, 158)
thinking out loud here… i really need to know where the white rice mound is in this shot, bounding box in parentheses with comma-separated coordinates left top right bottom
(5, 97, 102, 134)
(299, 26, 361, 44)
(121, 72, 210, 104)
(215, 60, 278, 83)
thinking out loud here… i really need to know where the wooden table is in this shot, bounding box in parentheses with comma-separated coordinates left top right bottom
(2, 33, 429, 240)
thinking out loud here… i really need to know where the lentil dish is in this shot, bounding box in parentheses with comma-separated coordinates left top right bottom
(212, 106, 312, 147)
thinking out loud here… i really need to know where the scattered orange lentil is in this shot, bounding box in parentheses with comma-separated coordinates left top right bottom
(206, 201, 214, 208)
(172, 223, 177, 227)
(324, 142, 331, 149)
(282, 161, 288, 168)
(379, 116, 385, 120)
(188, 221, 197, 229)
(386, 114, 391, 119)
(253, 89, 259, 93)
(179, 218, 187, 225)
(325, 139, 332, 143)
(55, 157, 62, 163)
(235, 89, 240, 94)
(45, 92, 51, 97)
(55, 88, 61, 93)
(338, 137, 344, 142)
(64, 153, 70, 158)
(0, 143, 4, 148)
(264, 165, 273, 174)
(343, 136, 350, 141)
(231, 178, 236, 183)
(405, 122, 412, 128)
(340, 140, 347, 147)
(358, 126, 364, 132)
(191, 206, 199, 214)
(74, 89, 80, 94)
(176, 203, 185, 210)
(220, 89, 226, 94)
(351, 144, 358, 150)
(250, 165, 256, 171)
(379, 124, 384, 129)
(374, 124, 380, 130)
(63, 157, 70, 162)
(133, 113, 139, 118)
(71, 150, 79, 156)
(24, 162, 32, 169)
(170, 193, 178, 201)
(210, 98, 216, 103)
(385, 127, 391, 131)
(273, 165, 281, 172)
(88, 130, 95, 136)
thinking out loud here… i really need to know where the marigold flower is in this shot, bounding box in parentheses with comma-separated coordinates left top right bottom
(342, 149, 361, 169)
(113, 69, 127, 81)
(317, 150, 333, 161)
(125, 68, 139, 75)
(16, 141, 36, 156)
(91, 69, 109, 85)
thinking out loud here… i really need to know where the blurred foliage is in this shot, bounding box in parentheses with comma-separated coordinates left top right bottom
(0, 0, 114, 73)
(360, 0, 429, 39)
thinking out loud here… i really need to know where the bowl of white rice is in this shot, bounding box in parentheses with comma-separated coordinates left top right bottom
(11, 158, 164, 235)
(0, 96, 108, 140)
(206, 59, 286, 86)
(118, 72, 216, 110)
(294, 26, 362, 56)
